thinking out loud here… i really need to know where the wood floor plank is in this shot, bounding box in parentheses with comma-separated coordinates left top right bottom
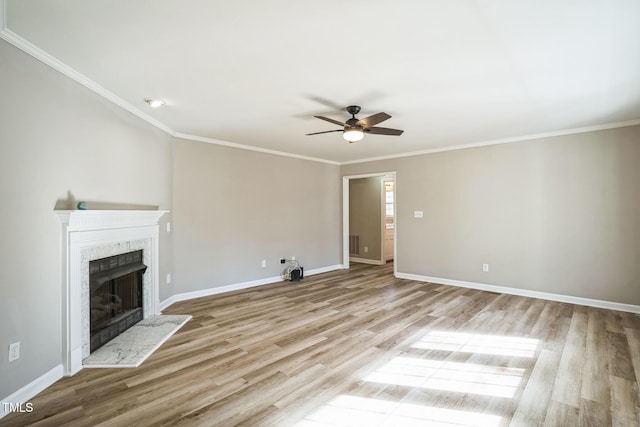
(579, 397, 612, 427)
(2, 262, 639, 426)
(581, 309, 612, 404)
(626, 327, 640, 385)
(511, 349, 562, 425)
(543, 400, 580, 427)
(609, 375, 640, 427)
(607, 331, 636, 381)
(550, 310, 587, 407)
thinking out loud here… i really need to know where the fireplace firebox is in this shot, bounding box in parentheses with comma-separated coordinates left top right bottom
(89, 250, 147, 352)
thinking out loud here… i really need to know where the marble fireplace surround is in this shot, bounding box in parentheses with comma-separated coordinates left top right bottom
(56, 210, 168, 375)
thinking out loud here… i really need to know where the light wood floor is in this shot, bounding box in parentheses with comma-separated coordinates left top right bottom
(4, 263, 640, 426)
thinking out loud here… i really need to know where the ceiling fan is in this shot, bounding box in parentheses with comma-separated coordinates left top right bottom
(306, 105, 404, 143)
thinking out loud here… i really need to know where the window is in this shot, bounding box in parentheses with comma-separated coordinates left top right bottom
(386, 191, 394, 217)
(385, 181, 394, 228)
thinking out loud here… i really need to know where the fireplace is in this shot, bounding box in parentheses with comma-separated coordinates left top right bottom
(89, 250, 147, 352)
(56, 209, 168, 375)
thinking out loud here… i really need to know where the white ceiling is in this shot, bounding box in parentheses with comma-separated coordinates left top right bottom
(3, 0, 640, 164)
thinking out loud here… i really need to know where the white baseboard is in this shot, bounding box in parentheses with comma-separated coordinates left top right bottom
(0, 364, 63, 419)
(350, 257, 384, 265)
(395, 272, 640, 314)
(160, 264, 344, 311)
(159, 294, 178, 311)
(307, 264, 345, 275)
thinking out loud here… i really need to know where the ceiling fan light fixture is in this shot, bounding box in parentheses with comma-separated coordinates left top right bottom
(307, 105, 402, 142)
(343, 128, 364, 142)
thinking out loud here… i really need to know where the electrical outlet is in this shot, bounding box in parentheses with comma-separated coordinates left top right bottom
(291, 256, 296, 261)
(261, 259, 267, 268)
(483, 264, 489, 272)
(364, 246, 369, 253)
(9, 342, 20, 362)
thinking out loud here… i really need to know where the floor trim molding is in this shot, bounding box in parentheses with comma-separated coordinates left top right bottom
(160, 264, 344, 311)
(349, 257, 384, 265)
(0, 364, 63, 419)
(396, 272, 640, 314)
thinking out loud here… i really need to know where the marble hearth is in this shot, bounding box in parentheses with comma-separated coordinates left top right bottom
(56, 210, 167, 375)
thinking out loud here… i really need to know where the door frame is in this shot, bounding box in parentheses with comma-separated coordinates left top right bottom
(342, 171, 397, 277)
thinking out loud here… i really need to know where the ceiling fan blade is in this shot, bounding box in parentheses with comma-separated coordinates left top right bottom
(314, 116, 346, 127)
(306, 95, 345, 111)
(364, 127, 404, 136)
(357, 112, 391, 128)
(306, 129, 344, 136)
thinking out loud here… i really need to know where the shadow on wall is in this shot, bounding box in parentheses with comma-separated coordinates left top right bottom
(54, 191, 159, 210)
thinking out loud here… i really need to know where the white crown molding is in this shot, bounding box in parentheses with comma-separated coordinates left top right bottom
(0, 364, 63, 419)
(172, 132, 340, 165)
(0, 11, 173, 137)
(341, 118, 640, 165)
(0, 7, 339, 167)
(2, 0, 639, 167)
(395, 272, 640, 314)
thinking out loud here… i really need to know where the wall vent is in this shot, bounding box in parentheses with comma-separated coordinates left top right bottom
(349, 235, 360, 256)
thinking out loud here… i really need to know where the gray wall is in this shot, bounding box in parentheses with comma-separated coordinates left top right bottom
(172, 139, 342, 293)
(0, 36, 343, 402)
(0, 39, 173, 398)
(342, 125, 640, 305)
(349, 177, 382, 261)
(3, 28, 640, 409)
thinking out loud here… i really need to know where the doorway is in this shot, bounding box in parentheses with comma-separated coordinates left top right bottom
(342, 172, 396, 276)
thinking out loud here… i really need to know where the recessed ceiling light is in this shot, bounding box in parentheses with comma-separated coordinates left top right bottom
(144, 98, 165, 108)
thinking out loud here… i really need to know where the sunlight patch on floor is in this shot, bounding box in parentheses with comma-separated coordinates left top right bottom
(294, 394, 502, 427)
(294, 331, 538, 425)
(411, 330, 539, 358)
(363, 356, 525, 398)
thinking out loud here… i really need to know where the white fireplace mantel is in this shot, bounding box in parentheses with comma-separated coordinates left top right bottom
(56, 210, 168, 231)
(56, 210, 168, 375)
